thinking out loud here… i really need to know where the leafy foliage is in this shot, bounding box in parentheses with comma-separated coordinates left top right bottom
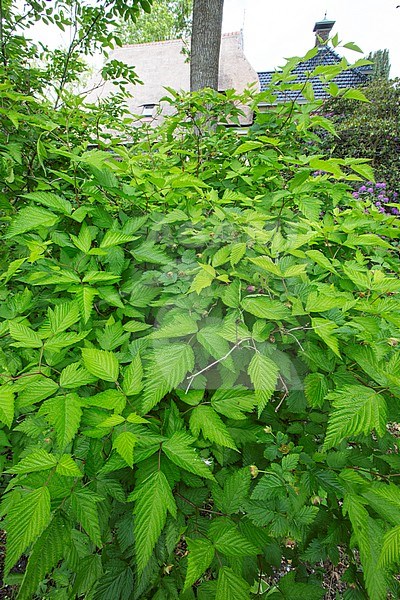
(0, 15, 399, 599)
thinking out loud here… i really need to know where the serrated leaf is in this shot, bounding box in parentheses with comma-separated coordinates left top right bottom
(70, 488, 103, 547)
(59, 362, 97, 388)
(56, 454, 83, 477)
(132, 241, 170, 265)
(122, 354, 143, 396)
(113, 431, 137, 467)
(312, 317, 341, 357)
(248, 352, 279, 415)
(184, 538, 215, 590)
(242, 296, 290, 320)
(162, 431, 215, 480)
(189, 405, 237, 450)
(5, 487, 51, 575)
(7, 449, 57, 474)
(249, 256, 282, 276)
(84, 389, 126, 413)
(82, 348, 119, 382)
(40, 393, 82, 449)
(230, 242, 246, 266)
(304, 373, 328, 408)
(212, 246, 231, 268)
(44, 331, 89, 352)
(189, 269, 214, 294)
(100, 230, 136, 248)
(5, 206, 59, 237)
(9, 321, 42, 348)
(134, 471, 176, 574)
(22, 191, 72, 214)
(215, 468, 251, 514)
(0, 386, 14, 427)
(215, 566, 250, 600)
(76, 287, 97, 323)
(211, 387, 256, 420)
(380, 525, 400, 567)
(48, 302, 80, 334)
(324, 385, 387, 450)
(82, 271, 120, 284)
(17, 377, 59, 408)
(150, 313, 198, 339)
(142, 344, 194, 413)
(17, 516, 70, 600)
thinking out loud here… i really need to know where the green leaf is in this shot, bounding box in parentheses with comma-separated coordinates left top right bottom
(59, 362, 97, 388)
(211, 387, 256, 420)
(22, 191, 72, 214)
(162, 431, 215, 480)
(100, 230, 137, 248)
(132, 241, 170, 264)
(304, 373, 328, 408)
(242, 296, 290, 320)
(150, 313, 198, 339)
(82, 348, 119, 382)
(197, 327, 235, 372)
(230, 242, 246, 266)
(305, 250, 337, 273)
(380, 525, 400, 567)
(142, 344, 194, 413)
(210, 519, 258, 557)
(343, 42, 363, 52)
(0, 386, 14, 427)
(17, 377, 59, 408)
(5, 487, 51, 575)
(184, 538, 215, 590)
(276, 572, 325, 599)
(40, 393, 82, 449)
(311, 317, 341, 357)
(48, 302, 80, 334)
(122, 354, 143, 396)
(324, 386, 387, 449)
(134, 471, 176, 574)
(17, 516, 70, 600)
(9, 321, 42, 348)
(248, 352, 279, 415)
(215, 566, 250, 600)
(70, 488, 103, 547)
(76, 287, 97, 323)
(189, 268, 215, 294)
(7, 449, 57, 474)
(189, 405, 237, 450)
(5, 206, 59, 237)
(56, 454, 83, 478)
(113, 431, 137, 467)
(214, 468, 251, 514)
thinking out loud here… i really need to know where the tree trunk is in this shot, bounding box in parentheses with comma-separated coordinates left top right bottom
(190, 0, 224, 91)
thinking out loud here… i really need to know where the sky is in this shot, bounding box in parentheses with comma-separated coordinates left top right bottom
(28, 0, 400, 77)
(222, 0, 400, 76)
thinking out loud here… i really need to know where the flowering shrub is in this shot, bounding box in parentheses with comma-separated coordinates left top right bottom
(352, 181, 400, 216)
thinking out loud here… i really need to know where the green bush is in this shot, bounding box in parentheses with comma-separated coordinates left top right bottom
(1, 53, 400, 600)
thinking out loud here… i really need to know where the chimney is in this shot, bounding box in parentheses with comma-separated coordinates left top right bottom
(313, 19, 335, 47)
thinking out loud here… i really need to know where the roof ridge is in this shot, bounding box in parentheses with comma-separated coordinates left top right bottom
(122, 31, 241, 49)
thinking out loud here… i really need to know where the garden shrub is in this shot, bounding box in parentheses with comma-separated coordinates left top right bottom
(0, 51, 400, 600)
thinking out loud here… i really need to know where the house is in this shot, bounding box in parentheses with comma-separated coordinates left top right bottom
(257, 19, 370, 105)
(86, 19, 369, 126)
(86, 31, 258, 126)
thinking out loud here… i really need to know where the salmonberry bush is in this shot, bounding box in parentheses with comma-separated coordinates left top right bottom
(0, 24, 400, 600)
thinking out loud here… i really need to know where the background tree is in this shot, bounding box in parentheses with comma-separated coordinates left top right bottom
(367, 48, 391, 80)
(321, 78, 400, 190)
(190, 0, 224, 91)
(115, 0, 192, 43)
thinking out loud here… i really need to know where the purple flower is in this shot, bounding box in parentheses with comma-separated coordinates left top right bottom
(359, 185, 367, 192)
(393, 192, 398, 198)
(352, 192, 359, 198)
(378, 207, 385, 213)
(378, 194, 385, 199)
(382, 197, 389, 203)
(376, 182, 386, 189)
(375, 201, 381, 206)
(392, 207, 400, 215)
(367, 187, 374, 193)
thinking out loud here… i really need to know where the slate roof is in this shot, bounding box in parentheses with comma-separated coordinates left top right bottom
(258, 45, 369, 103)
